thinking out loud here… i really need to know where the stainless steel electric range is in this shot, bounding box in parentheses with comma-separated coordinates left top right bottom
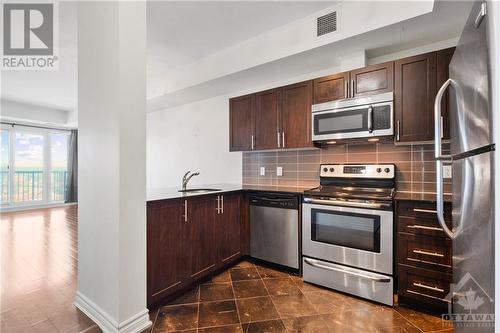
(302, 163, 395, 306)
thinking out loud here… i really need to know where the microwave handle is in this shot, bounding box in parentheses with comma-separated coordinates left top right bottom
(368, 105, 373, 133)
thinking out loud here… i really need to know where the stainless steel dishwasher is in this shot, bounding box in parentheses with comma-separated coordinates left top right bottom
(249, 192, 300, 269)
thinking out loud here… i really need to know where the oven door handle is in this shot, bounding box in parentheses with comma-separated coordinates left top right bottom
(304, 258, 391, 283)
(303, 197, 389, 209)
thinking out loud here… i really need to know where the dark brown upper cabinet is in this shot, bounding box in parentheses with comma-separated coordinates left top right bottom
(395, 52, 437, 142)
(254, 88, 281, 150)
(229, 94, 254, 151)
(437, 47, 455, 140)
(280, 81, 314, 149)
(350, 61, 394, 98)
(313, 71, 349, 104)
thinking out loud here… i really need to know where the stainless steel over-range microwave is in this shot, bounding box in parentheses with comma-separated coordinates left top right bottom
(311, 92, 394, 142)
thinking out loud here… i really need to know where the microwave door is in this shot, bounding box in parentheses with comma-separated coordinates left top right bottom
(312, 105, 370, 141)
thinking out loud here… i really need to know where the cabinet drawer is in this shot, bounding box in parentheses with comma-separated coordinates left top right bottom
(397, 216, 452, 237)
(397, 200, 451, 220)
(397, 233, 451, 272)
(398, 264, 451, 309)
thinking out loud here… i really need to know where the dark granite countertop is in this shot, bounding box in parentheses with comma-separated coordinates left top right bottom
(147, 184, 309, 202)
(395, 191, 452, 203)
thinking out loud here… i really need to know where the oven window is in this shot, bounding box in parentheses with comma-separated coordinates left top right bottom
(311, 209, 381, 253)
(314, 109, 367, 135)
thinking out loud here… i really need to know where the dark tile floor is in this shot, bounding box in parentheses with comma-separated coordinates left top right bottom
(149, 260, 453, 333)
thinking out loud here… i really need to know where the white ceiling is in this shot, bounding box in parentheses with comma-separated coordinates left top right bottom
(0, 0, 473, 116)
(147, 1, 336, 73)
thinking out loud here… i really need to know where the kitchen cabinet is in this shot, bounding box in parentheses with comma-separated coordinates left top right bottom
(313, 71, 349, 104)
(147, 192, 244, 307)
(394, 52, 437, 142)
(437, 47, 455, 140)
(350, 61, 394, 98)
(229, 94, 254, 151)
(313, 62, 394, 104)
(254, 88, 281, 150)
(147, 199, 186, 305)
(280, 81, 313, 149)
(215, 193, 242, 267)
(396, 199, 452, 313)
(185, 196, 217, 280)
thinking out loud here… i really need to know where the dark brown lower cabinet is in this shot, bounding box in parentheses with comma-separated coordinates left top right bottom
(396, 199, 453, 313)
(215, 193, 241, 268)
(147, 192, 244, 307)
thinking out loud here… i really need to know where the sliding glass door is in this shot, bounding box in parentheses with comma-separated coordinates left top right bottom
(0, 125, 70, 208)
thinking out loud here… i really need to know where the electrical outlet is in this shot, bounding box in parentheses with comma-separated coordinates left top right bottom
(276, 166, 283, 177)
(260, 167, 265, 176)
(443, 165, 452, 178)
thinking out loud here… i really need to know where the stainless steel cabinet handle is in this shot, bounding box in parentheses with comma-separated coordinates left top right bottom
(407, 224, 444, 232)
(277, 132, 281, 148)
(184, 200, 188, 222)
(216, 196, 220, 214)
(251, 135, 255, 150)
(351, 79, 355, 97)
(413, 208, 438, 214)
(396, 120, 400, 141)
(413, 282, 444, 293)
(413, 249, 445, 258)
(282, 132, 285, 148)
(221, 195, 224, 214)
(304, 258, 391, 283)
(344, 81, 348, 98)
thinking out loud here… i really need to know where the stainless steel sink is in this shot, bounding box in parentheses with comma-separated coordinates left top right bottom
(178, 188, 222, 194)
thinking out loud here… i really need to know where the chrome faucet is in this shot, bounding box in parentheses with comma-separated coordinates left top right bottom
(182, 171, 200, 191)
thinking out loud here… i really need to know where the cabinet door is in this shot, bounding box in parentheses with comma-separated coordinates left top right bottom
(395, 52, 437, 142)
(216, 193, 242, 267)
(229, 94, 254, 151)
(185, 196, 216, 280)
(281, 81, 313, 149)
(147, 200, 184, 305)
(313, 71, 349, 104)
(437, 47, 455, 140)
(255, 89, 280, 150)
(350, 61, 394, 98)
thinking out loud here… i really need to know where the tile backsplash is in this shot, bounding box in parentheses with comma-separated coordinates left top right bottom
(242, 142, 452, 194)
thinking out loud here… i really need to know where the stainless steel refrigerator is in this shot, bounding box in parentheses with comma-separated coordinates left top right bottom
(434, 1, 494, 331)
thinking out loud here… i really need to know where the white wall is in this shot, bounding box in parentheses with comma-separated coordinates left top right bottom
(0, 99, 73, 127)
(147, 94, 241, 189)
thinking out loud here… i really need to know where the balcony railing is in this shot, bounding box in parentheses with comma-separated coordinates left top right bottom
(0, 170, 68, 204)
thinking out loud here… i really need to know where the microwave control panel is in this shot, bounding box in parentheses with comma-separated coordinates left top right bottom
(373, 105, 391, 130)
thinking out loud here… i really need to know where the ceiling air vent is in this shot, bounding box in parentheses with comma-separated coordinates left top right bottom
(317, 11, 337, 37)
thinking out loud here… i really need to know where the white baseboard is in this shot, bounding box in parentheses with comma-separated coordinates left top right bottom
(1, 202, 77, 213)
(75, 291, 151, 333)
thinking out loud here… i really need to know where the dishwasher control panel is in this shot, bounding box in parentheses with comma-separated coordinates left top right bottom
(248, 193, 299, 210)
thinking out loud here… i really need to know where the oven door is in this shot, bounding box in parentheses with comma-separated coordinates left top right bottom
(311, 102, 393, 141)
(302, 201, 393, 275)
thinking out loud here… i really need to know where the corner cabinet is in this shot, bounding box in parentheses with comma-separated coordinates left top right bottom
(147, 192, 243, 307)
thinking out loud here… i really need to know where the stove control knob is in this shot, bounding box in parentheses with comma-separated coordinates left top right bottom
(376, 168, 382, 173)
(329, 167, 335, 173)
(384, 168, 390, 173)
(323, 167, 328, 172)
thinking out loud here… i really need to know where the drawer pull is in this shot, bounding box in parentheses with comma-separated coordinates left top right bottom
(413, 249, 445, 257)
(413, 282, 444, 293)
(413, 208, 438, 214)
(406, 290, 450, 302)
(407, 224, 444, 231)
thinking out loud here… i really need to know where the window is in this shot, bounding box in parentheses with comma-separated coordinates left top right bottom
(0, 125, 71, 207)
